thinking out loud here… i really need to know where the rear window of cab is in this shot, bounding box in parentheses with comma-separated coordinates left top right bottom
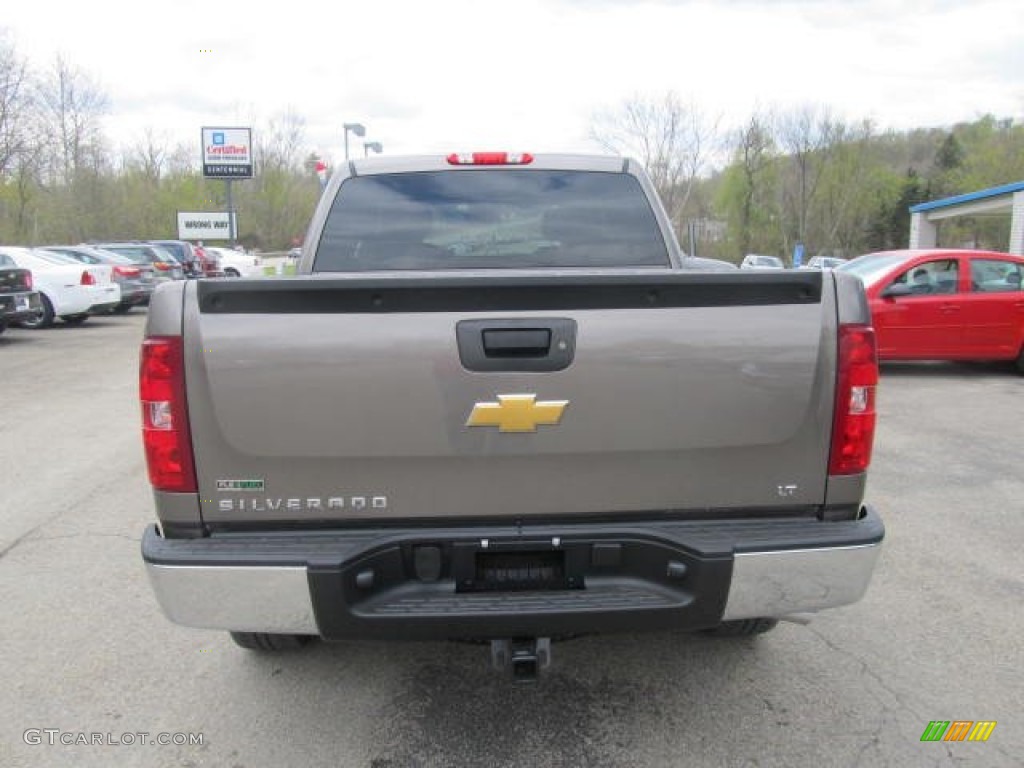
(314, 170, 670, 272)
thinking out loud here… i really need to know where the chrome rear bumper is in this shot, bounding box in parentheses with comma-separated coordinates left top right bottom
(143, 507, 883, 638)
(723, 543, 881, 620)
(146, 564, 317, 634)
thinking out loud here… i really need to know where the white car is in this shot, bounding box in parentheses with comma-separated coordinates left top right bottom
(740, 254, 785, 269)
(0, 247, 121, 328)
(205, 247, 264, 277)
(800, 256, 848, 270)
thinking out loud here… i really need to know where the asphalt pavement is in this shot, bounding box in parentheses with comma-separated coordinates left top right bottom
(1, 314, 1021, 767)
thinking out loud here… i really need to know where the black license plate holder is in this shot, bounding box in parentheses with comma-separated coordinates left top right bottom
(453, 541, 586, 593)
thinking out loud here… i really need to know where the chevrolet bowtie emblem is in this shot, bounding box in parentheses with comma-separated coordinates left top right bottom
(466, 394, 569, 433)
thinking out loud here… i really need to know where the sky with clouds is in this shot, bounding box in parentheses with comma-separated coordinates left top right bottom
(4, 0, 1022, 166)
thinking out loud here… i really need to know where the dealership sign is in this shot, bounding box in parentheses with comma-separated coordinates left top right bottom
(201, 127, 253, 178)
(177, 211, 237, 240)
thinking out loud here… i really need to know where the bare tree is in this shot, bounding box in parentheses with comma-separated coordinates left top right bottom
(591, 92, 719, 235)
(0, 34, 30, 178)
(126, 128, 169, 183)
(255, 108, 306, 175)
(775, 105, 841, 251)
(165, 142, 197, 177)
(234, 109, 317, 249)
(36, 54, 108, 184)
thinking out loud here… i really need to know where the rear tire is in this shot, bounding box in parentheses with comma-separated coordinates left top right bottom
(112, 304, 133, 314)
(1016, 345, 1024, 375)
(702, 618, 779, 637)
(225, 268, 240, 277)
(19, 294, 54, 329)
(62, 314, 89, 326)
(229, 631, 315, 651)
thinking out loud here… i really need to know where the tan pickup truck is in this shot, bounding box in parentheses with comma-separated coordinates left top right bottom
(140, 153, 883, 680)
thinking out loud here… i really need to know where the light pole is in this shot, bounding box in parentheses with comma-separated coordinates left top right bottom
(364, 141, 382, 157)
(343, 123, 365, 161)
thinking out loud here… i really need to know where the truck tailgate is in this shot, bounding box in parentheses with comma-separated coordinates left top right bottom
(184, 271, 835, 525)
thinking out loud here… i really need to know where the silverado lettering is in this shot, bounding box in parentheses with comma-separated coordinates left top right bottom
(217, 497, 388, 512)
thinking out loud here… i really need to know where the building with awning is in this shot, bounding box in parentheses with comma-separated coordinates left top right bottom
(909, 181, 1024, 255)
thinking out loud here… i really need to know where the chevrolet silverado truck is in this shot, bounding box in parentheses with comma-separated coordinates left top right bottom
(141, 152, 883, 680)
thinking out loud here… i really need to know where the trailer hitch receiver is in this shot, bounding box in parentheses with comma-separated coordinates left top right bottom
(490, 638, 551, 683)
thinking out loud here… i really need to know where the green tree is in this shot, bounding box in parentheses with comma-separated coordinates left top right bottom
(716, 114, 785, 259)
(868, 168, 924, 250)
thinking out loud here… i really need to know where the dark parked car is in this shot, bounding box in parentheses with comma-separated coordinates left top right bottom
(90, 243, 185, 283)
(0, 252, 43, 334)
(42, 245, 156, 312)
(150, 240, 223, 277)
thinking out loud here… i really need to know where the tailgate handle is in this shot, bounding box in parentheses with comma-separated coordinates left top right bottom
(457, 318, 576, 373)
(482, 329, 551, 358)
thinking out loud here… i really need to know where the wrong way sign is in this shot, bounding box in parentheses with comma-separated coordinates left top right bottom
(176, 211, 236, 240)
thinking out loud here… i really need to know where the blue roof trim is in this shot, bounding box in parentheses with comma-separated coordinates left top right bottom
(910, 180, 1024, 212)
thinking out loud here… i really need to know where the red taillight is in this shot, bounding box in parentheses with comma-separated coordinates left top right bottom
(446, 152, 534, 165)
(153, 262, 172, 271)
(25, 272, 33, 289)
(140, 337, 196, 493)
(113, 265, 141, 279)
(80, 270, 96, 285)
(829, 324, 878, 475)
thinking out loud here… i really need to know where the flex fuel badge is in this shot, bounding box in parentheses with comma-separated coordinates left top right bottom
(216, 479, 265, 492)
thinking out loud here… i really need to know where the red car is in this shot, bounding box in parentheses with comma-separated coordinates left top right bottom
(838, 249, 1024, 372)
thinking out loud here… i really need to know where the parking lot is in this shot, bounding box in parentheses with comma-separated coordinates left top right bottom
(1, 314, 1021, 768)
